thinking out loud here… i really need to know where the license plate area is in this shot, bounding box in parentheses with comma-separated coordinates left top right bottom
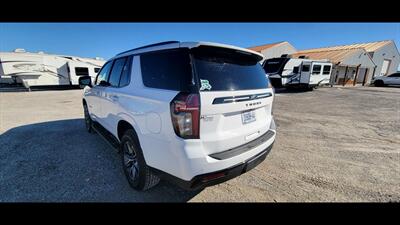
(241, 110, 256, 125)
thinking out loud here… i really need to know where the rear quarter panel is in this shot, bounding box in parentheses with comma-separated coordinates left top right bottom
(116, 56, 181, 170)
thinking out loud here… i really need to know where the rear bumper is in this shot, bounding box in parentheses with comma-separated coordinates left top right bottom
(145, 117, 276, 187)
(209, 130, 275, 160)
(150, 142, 274, 190)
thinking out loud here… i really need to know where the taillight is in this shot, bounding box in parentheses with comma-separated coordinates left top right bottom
(170, 92, 200, 139)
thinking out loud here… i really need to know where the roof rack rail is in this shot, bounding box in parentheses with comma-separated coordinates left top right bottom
(116, 41, 180, 56)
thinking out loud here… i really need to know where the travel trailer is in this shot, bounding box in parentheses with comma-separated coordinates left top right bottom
(263, 55, 333, 89)
(0, 49, 105, 89)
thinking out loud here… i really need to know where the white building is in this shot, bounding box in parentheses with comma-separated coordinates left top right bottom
(248, 41, 297, 61)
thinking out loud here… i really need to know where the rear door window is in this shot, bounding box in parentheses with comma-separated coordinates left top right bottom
(119, 56, 132, 87)
(140, 49, 193, 91)
(192, 46, 267, 91)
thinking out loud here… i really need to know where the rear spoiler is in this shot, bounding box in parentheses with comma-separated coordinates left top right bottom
(180, 42, 265, 62)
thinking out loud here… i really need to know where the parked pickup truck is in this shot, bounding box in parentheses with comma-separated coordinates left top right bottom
(78, 41, 276, 191)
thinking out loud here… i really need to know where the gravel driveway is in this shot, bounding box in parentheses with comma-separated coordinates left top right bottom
(0, 86, 399, 202)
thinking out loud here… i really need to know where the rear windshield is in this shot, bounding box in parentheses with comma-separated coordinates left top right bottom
(191, 46, 267, 91)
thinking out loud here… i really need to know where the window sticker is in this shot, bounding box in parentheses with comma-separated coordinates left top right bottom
(200, 79, 212, 91)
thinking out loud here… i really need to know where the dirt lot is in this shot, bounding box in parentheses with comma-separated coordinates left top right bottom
(0, 87, 399, 202)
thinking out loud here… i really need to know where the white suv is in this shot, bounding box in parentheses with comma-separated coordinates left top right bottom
(372, 72, 400, 86)
(79, 41, 276, 191)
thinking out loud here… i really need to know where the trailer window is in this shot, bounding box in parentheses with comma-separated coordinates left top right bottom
(293, 66, 299, 74)
(323, 65, 331, 75)
(312, 65, 321, 75)
(75, 67, 89, 76)
(301, 65, 310, 72)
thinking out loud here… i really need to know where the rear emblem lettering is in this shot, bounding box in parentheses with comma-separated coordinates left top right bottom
(246, 101, 261, 107)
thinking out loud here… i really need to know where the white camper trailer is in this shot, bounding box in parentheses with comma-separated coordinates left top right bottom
(263, 56, 333, 89)
(0, 49, 105, 88)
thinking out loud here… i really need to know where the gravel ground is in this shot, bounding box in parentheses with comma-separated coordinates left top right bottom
(0, 86, 399, 202)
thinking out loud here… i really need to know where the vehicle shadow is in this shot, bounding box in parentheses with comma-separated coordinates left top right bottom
(274, 87, 314, 94)
(0, 83, 82, 92)
(0, 119, 201, 202)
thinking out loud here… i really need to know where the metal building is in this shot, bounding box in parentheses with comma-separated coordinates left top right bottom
(248, 41, 297, 61)
(292, 40, 400, 86)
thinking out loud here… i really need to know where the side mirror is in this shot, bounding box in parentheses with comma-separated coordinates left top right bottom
(79, 76, 92, 88)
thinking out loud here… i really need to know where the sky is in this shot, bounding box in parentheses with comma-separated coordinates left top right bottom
(0, 23, 399, 60)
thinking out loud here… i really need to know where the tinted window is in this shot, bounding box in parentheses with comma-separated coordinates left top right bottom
(108, 57, 127, 87)
(312, 65, 322, 75)
(94, 68, 100, 73)
(302, 65, 310, 72)
(140, 49, 193, 91)
(192, 46, 267, 91)
(75, 67, 89, 76)
(95, 61, 112, 85)
(323, 65, 331, 75)
(119, 56, 132, 87)
(293, 66, 299, 74)
(389, 73, 400, 77)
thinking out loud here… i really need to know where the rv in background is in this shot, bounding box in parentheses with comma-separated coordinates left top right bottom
(0, 49, 105, 89)
(263, 55, 333, 90)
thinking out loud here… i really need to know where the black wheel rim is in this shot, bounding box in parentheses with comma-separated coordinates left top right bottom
(123, 141, 139, 182)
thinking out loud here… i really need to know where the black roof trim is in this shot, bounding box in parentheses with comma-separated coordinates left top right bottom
(116, 41, 180, 56)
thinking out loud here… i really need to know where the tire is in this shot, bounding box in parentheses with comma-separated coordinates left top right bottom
(375, 80, 384, 87)
(121, 129, 160, 191)
(83, 103, 93, 133)
(305, 85, 313, 91)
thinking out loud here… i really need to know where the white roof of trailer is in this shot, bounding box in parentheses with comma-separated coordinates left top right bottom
(0, 50, 105, 63)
